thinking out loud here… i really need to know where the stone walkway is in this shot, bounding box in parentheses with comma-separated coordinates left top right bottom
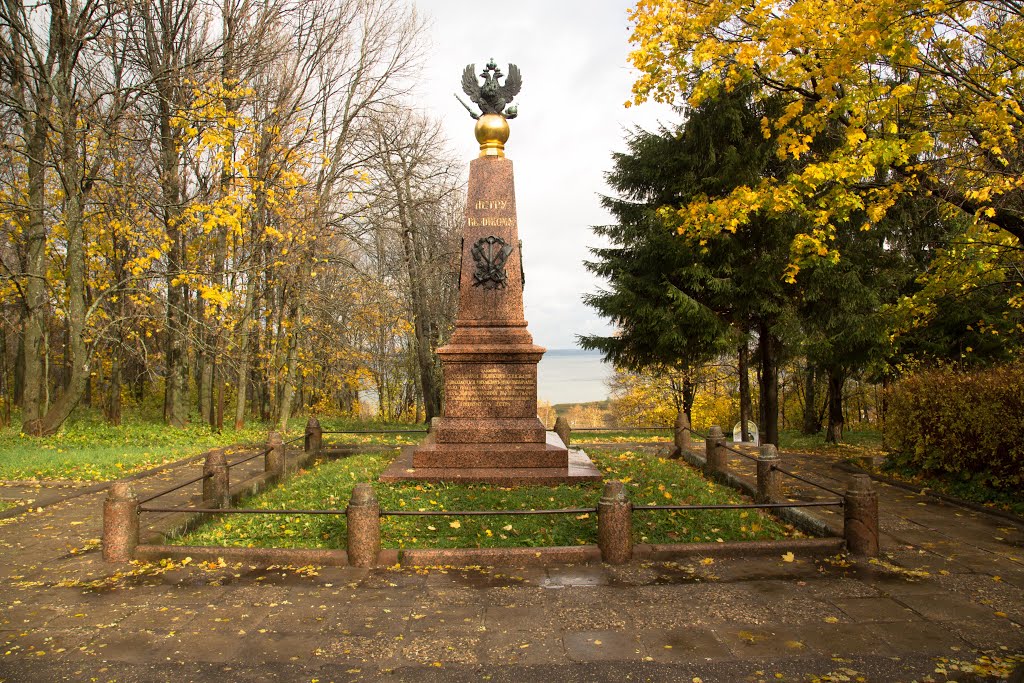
(0, 444, 1021, 682)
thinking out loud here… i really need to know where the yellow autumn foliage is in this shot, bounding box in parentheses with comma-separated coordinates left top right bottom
(628, 0, 1024, 279)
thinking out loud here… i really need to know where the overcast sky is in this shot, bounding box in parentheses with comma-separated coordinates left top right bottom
(411, 1, 676, 351)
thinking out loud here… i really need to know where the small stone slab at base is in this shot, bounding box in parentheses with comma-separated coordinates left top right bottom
(412, 442, 568, 468)
(380, 440, 602, 486)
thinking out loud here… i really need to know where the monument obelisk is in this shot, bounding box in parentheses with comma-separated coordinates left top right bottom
(381, 60, 600, 485)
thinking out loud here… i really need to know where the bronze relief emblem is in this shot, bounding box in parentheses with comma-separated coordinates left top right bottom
(471, 236, 514, 290)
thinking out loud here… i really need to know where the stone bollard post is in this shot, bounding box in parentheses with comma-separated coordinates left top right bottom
(305, 416, 322, 456)
(102, 482, 139, 563)
(347, 483, 381, 568)
(202, 448, 230, 508)
(705, 425, 727, 478)
(265, 431, 285, 478)
(756, 444, 782, 504)
(597, 480, 633, 564)
(844, 474, 879, 557)
(553, 416, 571, 446)
(674, 410, 691, 456)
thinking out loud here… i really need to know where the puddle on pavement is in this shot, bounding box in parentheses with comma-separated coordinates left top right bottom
(235, 566, 319, 587)
(444, 568, 528, 589)
(839, 563, 936, 587)
(541, 568, 609, 588)
(648, 566, 705, 585)
(411, 569, 528, 589)
(59, 571, 167, 595)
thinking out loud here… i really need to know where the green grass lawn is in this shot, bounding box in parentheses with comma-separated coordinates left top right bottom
(0, 410, 883, 485)
(0, 417, 260, 481)
(571, 429, 673, 444)
(570, 427, 886, 453)
(877, 462, 1024, 517)
(173, 448, 794, 550)
(0, 412, 423, 482)
(777, 428, 884, 454)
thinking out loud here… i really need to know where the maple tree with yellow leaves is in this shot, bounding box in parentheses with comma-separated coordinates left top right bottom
(627, 0, 1024, 279)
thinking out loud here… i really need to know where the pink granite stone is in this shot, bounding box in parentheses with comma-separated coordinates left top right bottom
(412, 441, 568, 468)
(382, 437, 602, 485)
(102, 482, 139, 563)
(431, 417, 546, 444)
(386, 154, 600, 486)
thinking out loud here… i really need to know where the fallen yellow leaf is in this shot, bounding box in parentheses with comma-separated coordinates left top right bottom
(782, 552, 795, 563)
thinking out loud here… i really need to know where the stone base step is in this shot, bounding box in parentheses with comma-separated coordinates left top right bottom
(380, 445, 603, 486)
(431, 416, 546, 444)
(412, 442, 567, 468)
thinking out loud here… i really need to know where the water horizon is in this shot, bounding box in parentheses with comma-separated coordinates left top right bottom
(359, 348, 614, 412)
(537, 348, 612, 405)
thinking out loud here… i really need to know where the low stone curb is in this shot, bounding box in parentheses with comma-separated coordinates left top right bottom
(321, 444, 403, 456)
(677, 446, 840, 538)
(139, 469, 276, 545)
(133, 536, 845, 569)
(398, 545, 602, 567)
(0, 478, 88, 487)
(634, 536, 844, 561)
(135, 543, 353, 566)
(0, 447, 260, 521)
(835, 460, 1024, 527)
(139, 447, 317, 544)
(0, 482, 114, 520)
(575, 441, 672, 449)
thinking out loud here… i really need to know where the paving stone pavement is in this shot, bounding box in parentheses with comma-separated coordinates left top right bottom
(0, 445, 1021, 682)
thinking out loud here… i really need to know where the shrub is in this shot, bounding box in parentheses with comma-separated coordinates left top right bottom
(884, 363, 1024, 491)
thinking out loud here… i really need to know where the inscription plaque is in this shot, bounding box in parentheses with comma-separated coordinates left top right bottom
(447, 368, 531, 404)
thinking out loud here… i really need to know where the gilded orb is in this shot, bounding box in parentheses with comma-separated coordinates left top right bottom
(474, 113, 510, 157)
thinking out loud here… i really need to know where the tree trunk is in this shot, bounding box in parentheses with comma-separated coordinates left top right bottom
(14, 324, 24, 408)
(737, 338, 751, 441)
(401, 219, 441, 421)
(802, 364, 821, 434)
(233, 277, 256, 430)
(780, 372, 786, 429)
(207, 220, 227, 428)
(0, 327, 9, 428)
(756, 322, 780, 447)
(276, 292, 305, 432)
(26, 85, 92, 436)
(215, 372, 224, 431)
(209, 11, 233, 430)
(19, 92, 51, 434)
(826, 369, 845, 444)
(131, 358, 147, 403)
(107, 349, 122, 426)
(198, 303, 212, 423)
(682, 374, 696, 424)
(880, 374, 889, 449)
(152, 1, 190, 429)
